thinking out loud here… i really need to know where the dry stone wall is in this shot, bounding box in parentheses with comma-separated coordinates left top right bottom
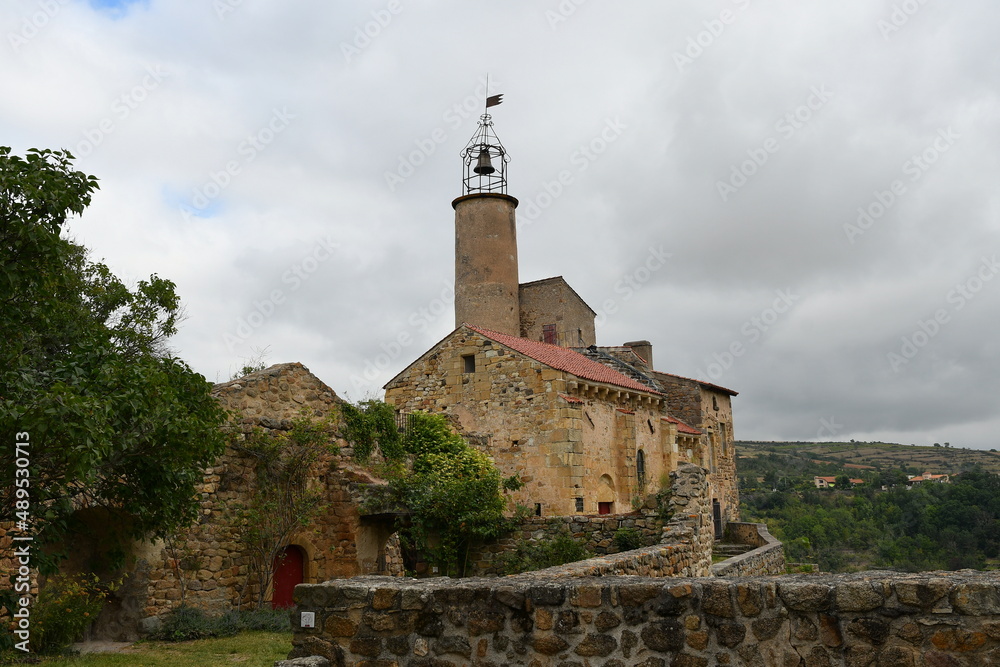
(289, 570, 1000, 666)
(711, 523, 785, 578)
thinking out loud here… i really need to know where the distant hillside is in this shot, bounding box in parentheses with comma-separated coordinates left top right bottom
(736, 440, 1000, 479)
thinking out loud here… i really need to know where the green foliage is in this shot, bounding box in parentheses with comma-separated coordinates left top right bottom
(497, 530, 592, 574)
(0, 147, 228, 572)
(344, 404, 521, 576)
(340, 399, 404, 462)
(32, 574, 115, 654)
(150, 606, 291, 642)
(228, 413, 338, 609)
(743, 466, 1000, 572)
(613, 526, 645, 552)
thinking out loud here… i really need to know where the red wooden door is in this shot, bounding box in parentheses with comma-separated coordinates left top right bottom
(271, 545, 304, 609)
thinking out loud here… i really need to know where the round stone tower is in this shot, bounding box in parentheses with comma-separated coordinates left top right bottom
(453, 101, 520, 336)
(453, 192, 519, 335)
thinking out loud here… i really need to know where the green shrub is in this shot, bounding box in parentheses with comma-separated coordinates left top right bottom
(236, 607, 292, 632)
(32, 573, 113, 655)
(613, 526, 645, 552)
(498, 531, 592, 574)
(151, 606, 291, 641)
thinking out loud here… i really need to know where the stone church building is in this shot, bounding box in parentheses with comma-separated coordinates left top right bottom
(385, 110, 739, 524)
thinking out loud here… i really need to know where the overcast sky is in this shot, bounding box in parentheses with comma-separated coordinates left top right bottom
(4, 0, 999, 449)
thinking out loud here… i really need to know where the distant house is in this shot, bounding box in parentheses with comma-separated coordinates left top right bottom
(907, 472, 951, 485)
(813, 476, 864, 489)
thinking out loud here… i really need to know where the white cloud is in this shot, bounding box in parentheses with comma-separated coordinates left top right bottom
(5, 0, 1000, 449)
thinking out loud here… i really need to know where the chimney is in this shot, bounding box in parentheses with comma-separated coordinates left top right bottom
(624, 340, 653, 370)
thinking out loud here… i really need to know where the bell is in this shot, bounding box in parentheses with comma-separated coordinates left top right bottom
(473, 149, 495, 175)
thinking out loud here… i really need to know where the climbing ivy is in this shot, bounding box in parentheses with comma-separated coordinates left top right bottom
(227, 412, 339, 609)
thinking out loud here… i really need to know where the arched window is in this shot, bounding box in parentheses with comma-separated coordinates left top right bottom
(636, 450, 646, 490)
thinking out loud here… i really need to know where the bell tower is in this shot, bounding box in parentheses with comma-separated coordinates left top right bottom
(453, 96, 520, 336)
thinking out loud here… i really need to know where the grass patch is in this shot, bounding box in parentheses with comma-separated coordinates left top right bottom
(31, 631, 290, 667)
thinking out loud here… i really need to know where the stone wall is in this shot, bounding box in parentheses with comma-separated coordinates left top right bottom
(288, 570, 1000, 666)
(711, 523, 785, 578)
(470, 464, 713, 578)
(518, 277, 597, 348)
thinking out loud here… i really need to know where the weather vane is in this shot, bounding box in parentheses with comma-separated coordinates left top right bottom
(460, 75, 508, 195)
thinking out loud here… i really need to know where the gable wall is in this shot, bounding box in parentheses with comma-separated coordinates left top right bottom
(519, 279, 597, 348)
(384, 331, 676, 516)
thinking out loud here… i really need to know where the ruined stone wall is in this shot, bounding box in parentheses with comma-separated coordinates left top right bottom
(650, 373, 702, 430)
(289, 571, 1000, 666)
(136, 444, 403, 629)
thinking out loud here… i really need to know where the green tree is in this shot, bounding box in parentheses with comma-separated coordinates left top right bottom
(345, 404, 521, 576)
(0, 148, 227, 571)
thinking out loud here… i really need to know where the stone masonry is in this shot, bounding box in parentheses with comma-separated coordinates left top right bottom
(289, 570, 1000, 666)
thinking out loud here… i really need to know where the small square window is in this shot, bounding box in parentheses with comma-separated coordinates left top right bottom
(574, 497, 584, 512)
(542, 324, 557, 344)
(462, 354, 475, 373)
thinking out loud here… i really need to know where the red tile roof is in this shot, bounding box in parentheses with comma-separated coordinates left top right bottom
(661, 415, 702, 435)
(465, 324, 661, 395)
(558, 393, 585, 404)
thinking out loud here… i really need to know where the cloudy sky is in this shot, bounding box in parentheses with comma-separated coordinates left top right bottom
(4, 0, 999, 449)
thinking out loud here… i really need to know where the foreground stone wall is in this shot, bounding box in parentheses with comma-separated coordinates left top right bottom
(290, 570, 1000, 666)
(711, 522, 785, 577)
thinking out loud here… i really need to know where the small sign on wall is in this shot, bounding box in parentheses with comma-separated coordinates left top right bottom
(300, 611, 316, 628)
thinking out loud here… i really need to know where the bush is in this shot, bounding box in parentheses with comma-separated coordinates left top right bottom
(613, 527, 645, 552)
(32, 573, 112, 655)
(151, 606, 291, 641)
(497, 530, 591, 574)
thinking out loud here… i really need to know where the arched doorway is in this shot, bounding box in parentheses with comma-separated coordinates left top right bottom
(271, 545, 305, 609)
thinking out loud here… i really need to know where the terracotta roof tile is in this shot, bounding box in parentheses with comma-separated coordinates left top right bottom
(465, 324, 661, 395)
(661, 415, 702, 435)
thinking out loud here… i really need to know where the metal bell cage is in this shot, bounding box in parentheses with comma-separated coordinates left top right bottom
(460, 113, 510, 195)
